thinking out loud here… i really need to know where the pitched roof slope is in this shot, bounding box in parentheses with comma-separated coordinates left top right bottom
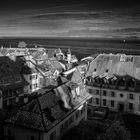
(5, 82, 90, 131)
(86, 54, 140, 80)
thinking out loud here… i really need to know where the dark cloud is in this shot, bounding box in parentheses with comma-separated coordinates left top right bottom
(0, 1, 140, 38)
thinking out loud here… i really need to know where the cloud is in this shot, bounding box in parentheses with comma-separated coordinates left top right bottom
(0, 5, 140, 38)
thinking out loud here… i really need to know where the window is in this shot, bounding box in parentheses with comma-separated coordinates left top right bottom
(88, 98, 92, 104)
(81, 104, 86, 115)
(96, 98, 99, 105)
(128, 103, 134, 110)
(111, 100, 114, 107)
(120, 93, 124, 98)
(50, 131, 56, 140)
(138, 104, 140, 111)
(64, 120, 69, 129)
(75, 110, 80, 119)
(103, 90, 107, 96)
(36, 83, 38, 88)
(111, 91, 115, 97)
(30, 75, 32, 80)
(60, 124, 64, 133)
(30, 136, 35, 140)
(103, 99, 106, 106)
(106, 69, 109, 73)
(30, 75, 36, 80)
(129, 94, 134, 100)
(7, 129, 11, 136)
(88, 88, 93, 94)
(68, 116, 74, 125)
(96, 90, 99, 95)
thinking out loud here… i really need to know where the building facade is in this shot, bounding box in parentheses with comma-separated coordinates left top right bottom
(85, 54, 140, 115)
(4, 82, 90, 140)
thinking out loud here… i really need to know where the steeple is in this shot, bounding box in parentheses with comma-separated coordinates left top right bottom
(67, 48, 71, 62)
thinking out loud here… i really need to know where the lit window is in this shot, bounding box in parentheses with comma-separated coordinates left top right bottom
(50, 131, 56, 140)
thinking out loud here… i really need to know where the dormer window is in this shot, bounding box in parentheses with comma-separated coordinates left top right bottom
(94, 68, 96, 72)
(106, 69, 109, 73)
(119, 78, 125, 86)
(128, 79, 135, 88)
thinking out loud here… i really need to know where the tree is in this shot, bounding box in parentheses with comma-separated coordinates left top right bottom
(98, 121, 131, 140)
(61, 120, 105, 140)
(18, 41, 27, 48)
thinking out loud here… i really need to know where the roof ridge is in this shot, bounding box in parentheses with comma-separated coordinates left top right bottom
(36, 98, 47, 131)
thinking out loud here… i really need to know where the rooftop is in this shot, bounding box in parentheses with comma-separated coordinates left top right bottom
(5, 82, 90, 132)
(86, 53, 140, 92)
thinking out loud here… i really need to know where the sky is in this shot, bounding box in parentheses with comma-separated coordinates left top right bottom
(0, 0, 140, 38)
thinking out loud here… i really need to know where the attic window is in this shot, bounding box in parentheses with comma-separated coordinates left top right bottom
(94, 69, 96, 72)
(106, 69, 109, 72)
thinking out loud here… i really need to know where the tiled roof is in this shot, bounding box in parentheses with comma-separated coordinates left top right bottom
(0, 56, 24, 78)
(86, 54, 140, 81)
(32, 50, 45, 59)
(0, 48, 9, 55)
(46, 49, 55, 58)
(5, 82, 90, 131)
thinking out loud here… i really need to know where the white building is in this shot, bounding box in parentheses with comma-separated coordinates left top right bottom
(4, 82, 90, 140)
(85, 53, 140, 115)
